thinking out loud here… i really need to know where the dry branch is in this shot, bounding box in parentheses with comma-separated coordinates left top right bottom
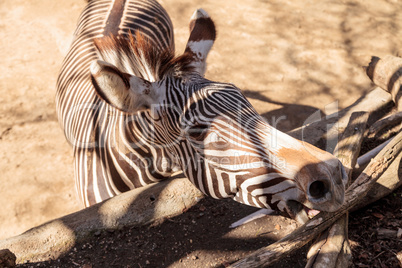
(355, 137, 393, 172)
(306, 112, 369, 268)
(365, 55, 402, 103)
(334, 112, 369, 176)
(229, 130, 402, 268)
(0, 178, 203, 264)
(353, 152, 402, 212)
(368, 111, 402, 136)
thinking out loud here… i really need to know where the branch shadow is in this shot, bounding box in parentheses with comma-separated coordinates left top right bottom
(242, 89, 324, 133)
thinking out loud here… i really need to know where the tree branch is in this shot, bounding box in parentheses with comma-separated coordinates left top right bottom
(0, 178, 204, 263)
(306, 112, 369, 268)
(365, 55, 402, 103)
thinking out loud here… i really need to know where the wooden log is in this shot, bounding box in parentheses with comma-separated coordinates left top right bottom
(368, 111, 402, 136)
(353, 153, 402, 212)
(355, 137, 393, 171)
(306, 112, 369, 268)
(365, 55, 402, 103)
(229, 130, 402, 268)
(333, 112, 369, 176)
(306, 217, 351, 268)
(0, 178, 203, 264)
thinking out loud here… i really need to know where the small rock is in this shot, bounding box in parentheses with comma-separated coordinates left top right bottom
(145, 260, 150, 265)
(191, 255, 198, 260)
(0, 249, 16, 267)
(94, 230, 101, 236)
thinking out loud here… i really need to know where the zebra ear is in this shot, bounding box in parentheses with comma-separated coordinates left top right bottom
(185, 9, 216, 76)
(90, 60, 154, 113)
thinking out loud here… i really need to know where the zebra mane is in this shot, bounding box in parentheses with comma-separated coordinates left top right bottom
(93, 32, 194, 82)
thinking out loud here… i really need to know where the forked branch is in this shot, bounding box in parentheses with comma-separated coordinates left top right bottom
(306, 112, 369, 268)
(229, 130, 402, 268)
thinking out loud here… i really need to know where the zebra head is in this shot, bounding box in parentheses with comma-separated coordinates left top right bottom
(90, 9, 347, 223)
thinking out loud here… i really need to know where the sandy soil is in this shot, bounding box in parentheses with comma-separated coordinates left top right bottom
(0, 0, 401, 246)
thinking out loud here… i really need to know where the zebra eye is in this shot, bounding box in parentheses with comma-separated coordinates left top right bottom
(188, 123, 209, 141)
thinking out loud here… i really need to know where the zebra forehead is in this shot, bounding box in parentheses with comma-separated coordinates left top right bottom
(93, 32, 195, 80)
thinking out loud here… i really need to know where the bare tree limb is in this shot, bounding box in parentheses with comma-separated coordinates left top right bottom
(229, 130, 402, 268)
(365, 55, 402, 103)
(355, 137, 393, 172)
(368, 111, 402, 136)
(334, 112, 370, 176)
(352, 153, 402, 212)
(0, 178, 204, 264)
(305, 112, 369, 268)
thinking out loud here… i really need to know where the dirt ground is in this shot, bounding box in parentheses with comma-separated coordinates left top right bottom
(16, 187, 402, 268)
(1, 0, 401, 267)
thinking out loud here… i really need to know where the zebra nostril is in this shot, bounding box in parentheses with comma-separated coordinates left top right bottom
(308, 180, 329, 199)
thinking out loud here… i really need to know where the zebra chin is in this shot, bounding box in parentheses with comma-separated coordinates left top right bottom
(285, 176, 346, 224)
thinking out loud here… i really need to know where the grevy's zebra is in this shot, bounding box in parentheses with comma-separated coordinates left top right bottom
(57, 0, 347, 223)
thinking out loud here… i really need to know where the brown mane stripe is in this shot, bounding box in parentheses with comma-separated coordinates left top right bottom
(103, 0, 127, 36)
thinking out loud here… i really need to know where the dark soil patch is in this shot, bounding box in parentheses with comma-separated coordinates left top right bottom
(349, 186, 402, 268)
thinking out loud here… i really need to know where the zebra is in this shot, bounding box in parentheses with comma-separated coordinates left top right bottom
(56, 0, 347, 223)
